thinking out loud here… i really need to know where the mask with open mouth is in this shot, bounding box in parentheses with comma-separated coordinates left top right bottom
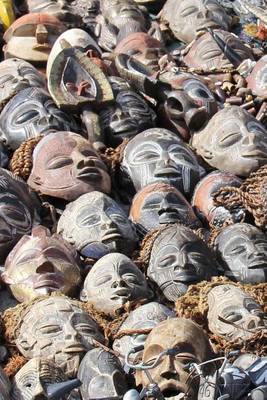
(158, 73, 218, 142)
(15, 296, 105, 377)
(147, 224, 218, 301)
(160, 0, 230, 44)
(0, 168, 40, 264)
(214, 222, 267, 284)
(207, 284, 266, 341)
(0, 88, 78, 151)
(136, 318, 215, 400)
(99, 76, 156, 147)
(122, 128, 203, 197)
(191, 106, 267, 177)
(130, 182, 200, 235)
(11, 357, 79, 400)
(57, 191, 138, 257)
(2, 225, 81, 303)
(28, 131, 111, 201)
(80, 253, 152, 315)
(78, 348, 128, 399)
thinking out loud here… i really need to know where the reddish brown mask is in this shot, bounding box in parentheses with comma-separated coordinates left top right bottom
(28, 131, 111, 201)
(2, 225, 81, 302)
(136, 318, 215, 399)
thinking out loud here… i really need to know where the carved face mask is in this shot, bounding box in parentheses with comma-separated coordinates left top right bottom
(130, 183, 200, 235)
(78, 348, 128, 400)
(2, 225, 81, 303)
(192, 171, 243, 227)
(161, 0, 230, 44)
(115, 32, 166, 72)
(148, 224, 218, 301)
(207, 284, 266, 341)
(246, 55, 267, 98)
(28, 132, 111, 201)
(80, 253, 151, 315)
(100, 0, 146, 31)
(99, 77, 156, 147)
(214, 223, 267, 284)
(113, 302, 175, 362)
(0, 58, 45, 108)
(0, 88, 78, 150)
(3, 13, 66, 65)
(158, 73, 218, 141)
(57, 191, 138, 257)
(184, 30, 254, 70)
(25, 0, 81, 27)
(11, 358, 78, 400)
(192, 106, 267, 177)
(122, 128, 202, 197)
(0, 367, 10, 400)
(46, 28, 101, 77)
(137, 318, 215, 399)
(16, 296, 105, 377)
(0, 168, 40, 263)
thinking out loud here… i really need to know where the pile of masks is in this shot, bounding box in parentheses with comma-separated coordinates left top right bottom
(0, 0, 266, 399)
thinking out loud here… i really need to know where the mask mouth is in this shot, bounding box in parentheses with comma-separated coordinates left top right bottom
(162, 388, 184, 399)
(158, 208, 180, 224)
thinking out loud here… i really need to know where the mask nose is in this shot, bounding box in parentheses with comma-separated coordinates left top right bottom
(38, 114, 55, 126)
(65, 321, 79, 341)
(159, 197, 170, 213)
(244, 315, 263, 331)
(36, 258, 55, 274)
(111, 108, 128, 123)
(102, 215, 117, 230)
(76, 157, 96, 169)
(33, 380, 46, 397)
(111, 276, 127, 288)
(160, 356, 179, 380)
(241, 131, 257, 147)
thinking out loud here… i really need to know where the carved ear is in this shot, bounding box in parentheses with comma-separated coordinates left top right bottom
(1, 271, 13, 285)
(80, 289, 88, 302)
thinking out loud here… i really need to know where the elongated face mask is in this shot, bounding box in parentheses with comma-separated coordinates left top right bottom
(0, 168, 40, 263)
(161, 0, 230, 43)
(16, 296, 105, 377)
(113, 302, 175, 362)
(57, 191, 138, 257)
(28, 132, 111, 201)
(122, 128, 202, 197)
(192, 106, 267, 177)
(0, 88, 78, 150)
(207, 284, 266, 341)
(100, 0, 145, 30)
(80, 253, 151, 315)
(11, 358, 78, 400)
(214, 223, 267, 284)
(78, 348, 128, 400)
(148, 224, 218, 301)
(2, 226, 81, 302)
(130, 183, 200, 235)
(137, 318, 214, 399)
